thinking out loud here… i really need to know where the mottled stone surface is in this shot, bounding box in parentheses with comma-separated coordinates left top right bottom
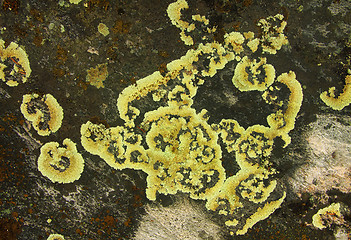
(0, 0, 350, 239)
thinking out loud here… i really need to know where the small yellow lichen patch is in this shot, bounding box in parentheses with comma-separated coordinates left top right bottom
(47, 233, 65, 240)
(0, 39, 31, 87)
(224, 32, 245, 54)
(143, 106, 225, 201)
(152, 89, 167, 101)
(246, 38, 260, 53)
(20, 93, 64, 136)
(192, 14, 209, 25)
(236, 192, 286, 235)
(117, 71, 166, 127)
(257, 14, 288, 54)
(235, 125, 275, 167)
(80, 121, 149, 171)
(167, 0, 189, 29)
(69, 0, 82, 4)
(167, 0, 194, 45)
(213, 119, 245, 153)
(232, 56, 275, 91)
(312, 203, 341, 229)
(98, 23, 110, 37)
(266, 71, 303, 146)
(225, 219, 239, 227)
(198, 42, 235, 77)
(38, 139, 84, 184)
(262, 85, 284, 107)
(320, 75, 351, 110)
(86, 63, 108, 88)
(179, 32, 194, 46)
(239, 175, 277, 204)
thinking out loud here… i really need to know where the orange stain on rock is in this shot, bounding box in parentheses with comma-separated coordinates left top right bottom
(75, 228, 84, 236)
(103, 215, 116, 227)
(2, 0, 20, 14)
(123, 218, 131, 227)
(11, 212, 18, 219)
(112, 20, 130, 34)
(0, 217, 22, 239)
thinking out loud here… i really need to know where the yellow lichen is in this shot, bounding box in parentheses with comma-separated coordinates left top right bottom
(38, 139, 84, 184)
(236, 192, 286, 235)
(192, 14, 209, 25)
(167, 0, 190, 30)
(117, 71, 167, 127)
(166, 0, 219, 46)
(81, 121, 149, 171)
(266, 71, 303, 146)
(312, 203, 341, 229)
(246, 38, 260, 53)
(167, 0, 194, 45)
(213, 119, 245, 153)
(81, 106, 225, 201)
(205, 124, 280, 229)
(98, 23, 110, 37)
(320, 75, 351, 110)
(143, 106, 225, 200)
(47, 233, 65, 240)
(199, 42, 235, 77)
(257, 14, 288, 54)
(20, 93, 64, 136)
(224, 32, 245, 54)
(232, 56, 275, 91)
(0, 39, 31, 87)
(80, 0, 302, 235)
(69, 0, 82, 4)
(239, 175, 277, 204)
(86, 63, 108, 88)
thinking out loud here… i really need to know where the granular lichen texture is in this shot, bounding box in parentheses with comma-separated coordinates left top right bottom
(20, 93, 64, 136)
(98, 23, 110, 37)
(1, 0, 350, 239)
(47, 233, 65, 240)
(312, 203, 342, 229)
(81, 0, 303, 235)
(38, 139, 84, 184)
(86, 63, 108, 89)
(0, 39, 31, 87)
(320, 75, 351, 110)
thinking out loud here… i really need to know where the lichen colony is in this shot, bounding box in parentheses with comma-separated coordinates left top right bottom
(80, 0, 303, 235)
(1, 0, 350, 239)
